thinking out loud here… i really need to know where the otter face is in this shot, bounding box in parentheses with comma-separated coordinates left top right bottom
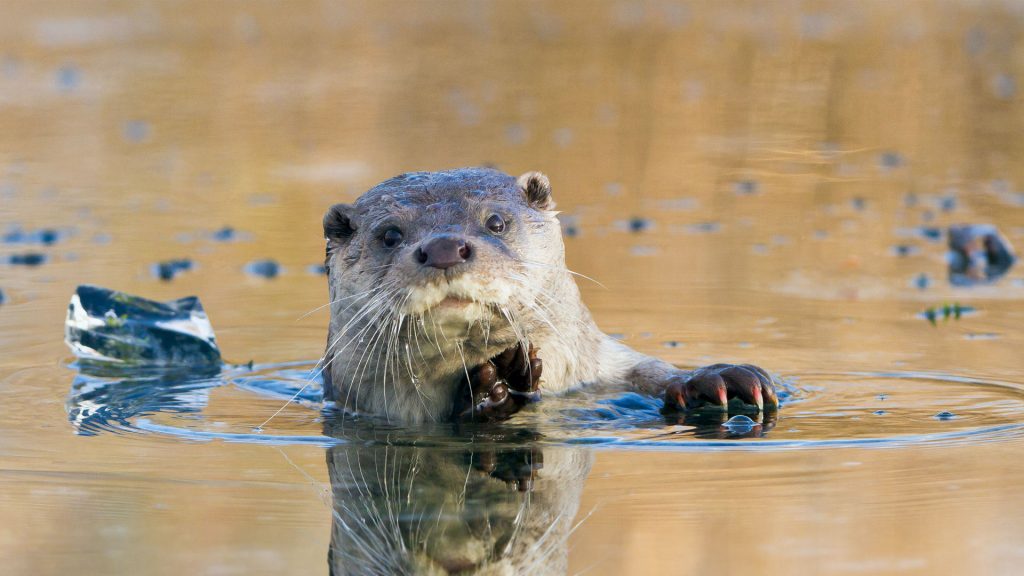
(324, 168, 561, 331)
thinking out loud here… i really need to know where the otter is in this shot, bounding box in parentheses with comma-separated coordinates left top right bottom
(322, 167, 778, 423)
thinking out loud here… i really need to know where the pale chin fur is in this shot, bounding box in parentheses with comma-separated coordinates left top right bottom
(399, 273, 518, 318)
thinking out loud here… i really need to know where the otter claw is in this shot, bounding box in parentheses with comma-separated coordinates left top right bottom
(452, 343, 543, 423)
(662, 363, 779, 415)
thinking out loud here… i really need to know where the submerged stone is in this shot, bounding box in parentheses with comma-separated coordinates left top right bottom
(628, 217, 652, 233)
(3, 227, 62, 245)
(211, 226, 240, 242)
(947, 224, 1016, 286)
(8, 252, 47, 266)
(245, 259, 280, 278)
(64, 285, 221, 367)
(153, 259, 194, 281)
(934, 411, 957, 421)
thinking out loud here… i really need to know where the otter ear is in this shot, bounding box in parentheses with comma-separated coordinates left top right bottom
(323, 203, 357, 242)
(517, 171, 555, 210)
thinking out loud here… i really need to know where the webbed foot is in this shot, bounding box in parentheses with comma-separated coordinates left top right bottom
(662, 363, 779, 414)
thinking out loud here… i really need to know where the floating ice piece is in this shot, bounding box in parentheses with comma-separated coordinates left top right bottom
(64, 285, 221, 367)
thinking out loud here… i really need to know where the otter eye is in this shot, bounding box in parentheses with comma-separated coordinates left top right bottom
(382, 228, 403, 248)
(486, 214, 506, 234)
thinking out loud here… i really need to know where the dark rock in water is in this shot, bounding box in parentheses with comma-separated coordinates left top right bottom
(211, 226, 237, 242)
(734, 180, 759, 195)
(0, 287, 5, 305)
(152, 259, 194, 281)
(918, 227, 942, 242)
(879, 151, 904, 169)
(307, 264, 327, 275)
(245, 259, 280, 279)
(64, 285, 221, 367)
(8, 252, 47, 266)
(628, 217, 651, 233)
(934, 411, 957, 421)
(892, 244, 917, 257)
(913, 273, 931, 290)
(3, 227, 62, 245)
(947, 224, 1015, 286)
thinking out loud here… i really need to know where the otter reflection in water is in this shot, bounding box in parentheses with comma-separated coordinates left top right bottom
(323, 423, 591, 576)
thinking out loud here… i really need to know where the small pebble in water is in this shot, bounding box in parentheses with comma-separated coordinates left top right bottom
(913, 273, 931, 290)
(918, 227, 942, 242)
(851, 197, 866, 211)
(662, 341, 683, 348)
(246, 259, 281, 279)
(878, 394, 888, 401)
(307, 264, 327, 275)
(873, 410, 887, 416)
(734, 180, 759, 195)
(935, 411, 957, 421)
(940, 196, 957, 212)
(879, 151, 905, 170)
(628, 217, 651, 233)
(892, 244, 918, 257)
(3, 227, 62, 245)
(153, 259, 194, 281)
(8, 253, 47, 266)
(211, 226, 239, 242)
(0, 287, 6, 305)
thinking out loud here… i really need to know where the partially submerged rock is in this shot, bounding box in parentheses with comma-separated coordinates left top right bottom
(64, 285, 221, 367)
(948, 224, 1015, 286)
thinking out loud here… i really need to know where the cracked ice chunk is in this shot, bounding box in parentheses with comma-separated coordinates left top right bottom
(65, 285, 221, 367)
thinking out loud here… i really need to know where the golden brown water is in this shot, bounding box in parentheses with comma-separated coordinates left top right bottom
(3, 1, 1024, 574)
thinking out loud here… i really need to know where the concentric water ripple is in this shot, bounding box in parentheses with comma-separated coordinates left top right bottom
(66, 362, 1024, 450)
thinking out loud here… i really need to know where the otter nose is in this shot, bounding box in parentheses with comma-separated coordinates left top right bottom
(414, 234, 473, 269)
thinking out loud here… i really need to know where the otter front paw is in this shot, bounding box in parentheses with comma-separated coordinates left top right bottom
(452, 343, 543, 423)
(662, 363, 779, 414)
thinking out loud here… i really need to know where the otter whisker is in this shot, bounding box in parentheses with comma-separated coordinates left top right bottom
(259, 285, 400, 431)
(294, 280, 396, 322)
(519, 258, 607, 289)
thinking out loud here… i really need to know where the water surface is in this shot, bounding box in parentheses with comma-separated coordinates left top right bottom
(2, 1, 1024, 574)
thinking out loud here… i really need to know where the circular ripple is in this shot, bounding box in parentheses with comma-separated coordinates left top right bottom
(76, 363, 1024, 451)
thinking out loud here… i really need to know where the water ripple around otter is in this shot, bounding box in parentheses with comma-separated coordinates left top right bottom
(65, 361, 1024, 451)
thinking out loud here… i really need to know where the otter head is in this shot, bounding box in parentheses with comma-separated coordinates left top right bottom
(323, 167, 564, 391)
